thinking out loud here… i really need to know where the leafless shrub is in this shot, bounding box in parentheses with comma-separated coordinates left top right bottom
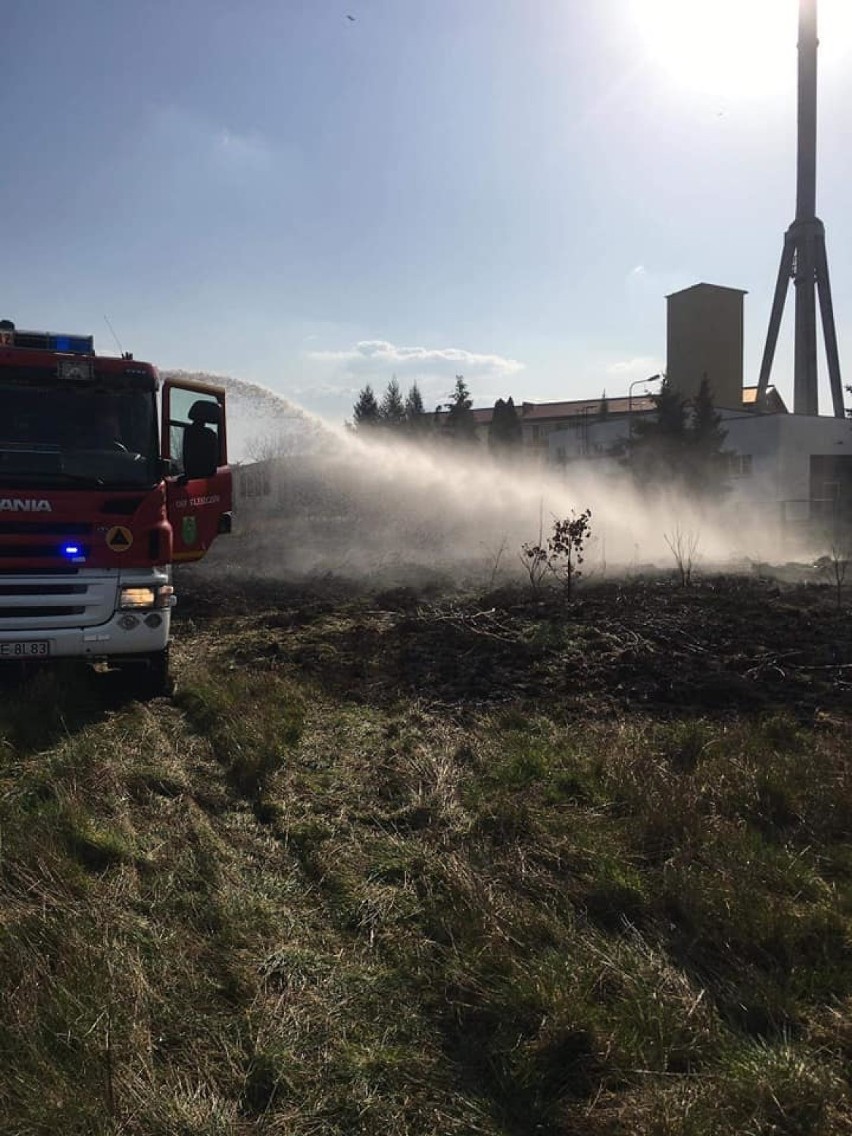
(484, 535, 509, 590)
(520, 542, 549, 594)
(664, 525, 700, 587)
(548, 510, 592, 598)
(520, 506, 548, 594)
(816, 543, 850, 608)
(521, 510, 592, 599)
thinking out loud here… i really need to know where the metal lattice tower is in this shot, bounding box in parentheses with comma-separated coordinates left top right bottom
(756, 0, 844, 417)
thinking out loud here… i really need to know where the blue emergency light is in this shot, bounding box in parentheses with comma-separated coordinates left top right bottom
(1, 322, 95, 354)
(53, 335, 94, 354)
(61, 543, 86, 563)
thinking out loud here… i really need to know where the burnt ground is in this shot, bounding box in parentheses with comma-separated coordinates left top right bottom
(175, 573, 852, 722)
(3, 569, 851, 1136)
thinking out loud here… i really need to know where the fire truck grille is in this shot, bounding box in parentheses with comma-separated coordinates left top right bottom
(0, 606, 86, 619)
(0, 523, 92, 536)
(0, 574, 115, 631)
(0, 544, 90, 559)
(0, 522, 94, 565)
(0, 583, 87, 596)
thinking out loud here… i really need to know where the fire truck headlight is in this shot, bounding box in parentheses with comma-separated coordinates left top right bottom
(120, 586, 157, 609)
(119, 585, 175, 610)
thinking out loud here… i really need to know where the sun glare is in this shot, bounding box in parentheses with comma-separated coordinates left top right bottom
(630, 0, 852, 100)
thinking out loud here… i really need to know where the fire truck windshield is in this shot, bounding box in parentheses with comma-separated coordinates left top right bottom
(0, 379, 159, 488)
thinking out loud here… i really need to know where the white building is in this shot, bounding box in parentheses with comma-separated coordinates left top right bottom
(544, 282, 851, 546)
(547, 405, 851, 543)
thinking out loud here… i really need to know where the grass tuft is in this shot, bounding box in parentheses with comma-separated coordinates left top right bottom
(176, 668, 304, 798)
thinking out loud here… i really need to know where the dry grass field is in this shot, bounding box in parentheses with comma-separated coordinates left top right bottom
(1, 573, 850, 1134)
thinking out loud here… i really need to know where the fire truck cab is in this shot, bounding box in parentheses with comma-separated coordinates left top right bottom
(0, 320, 231, 695)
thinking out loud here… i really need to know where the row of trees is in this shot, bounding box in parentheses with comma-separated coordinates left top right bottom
(352, 377, 427, 433)
(352, 375, 525, 451)
(352, 371, 733, 496)
(625, 375, 730, 496)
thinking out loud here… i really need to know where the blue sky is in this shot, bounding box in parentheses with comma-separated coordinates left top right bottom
(2, 0, 851, 422)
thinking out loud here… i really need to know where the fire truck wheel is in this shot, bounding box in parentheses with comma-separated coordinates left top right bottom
(119, 647, 173, 700)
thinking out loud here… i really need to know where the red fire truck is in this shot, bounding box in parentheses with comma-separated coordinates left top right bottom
(0, 319, 232, 695)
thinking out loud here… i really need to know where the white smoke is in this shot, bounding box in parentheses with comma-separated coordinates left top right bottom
(176, 370, 799, 587)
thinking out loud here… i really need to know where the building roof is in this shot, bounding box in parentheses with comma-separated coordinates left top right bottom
(464, 395, 656, 427)
(666, 282, 748, 299)
(458, 386, 787, 428)
(742, 385, 789, 414)
(470, 407, 493, 425)
(519, 396, 656, 420)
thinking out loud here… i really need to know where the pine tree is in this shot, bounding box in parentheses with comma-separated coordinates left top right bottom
(352, 384, 380, 430)
(443, 375, 478, 443)
(489, 396, 522, 452)
(380, 376, 406, 430)
(688, 375, 730, 496)
(628, 375, 688, 485)
(624, 375, 732, 496)
(404, 383, 430, 435)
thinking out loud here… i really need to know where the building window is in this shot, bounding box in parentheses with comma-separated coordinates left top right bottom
(729, 454, 753, 478)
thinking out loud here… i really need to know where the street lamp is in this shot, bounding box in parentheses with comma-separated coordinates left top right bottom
(628, 373, 662, 437)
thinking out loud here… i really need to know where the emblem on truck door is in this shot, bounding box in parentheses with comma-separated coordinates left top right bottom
(182, 515, 198, 545)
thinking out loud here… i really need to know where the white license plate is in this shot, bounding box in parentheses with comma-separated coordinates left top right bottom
(0, 641, 51, 658)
